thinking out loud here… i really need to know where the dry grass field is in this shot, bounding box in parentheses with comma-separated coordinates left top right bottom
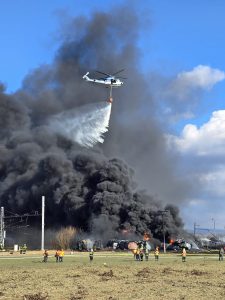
(0, 251, 225, 300)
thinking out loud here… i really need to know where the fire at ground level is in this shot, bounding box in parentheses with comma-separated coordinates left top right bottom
(2, 231, 225, 253)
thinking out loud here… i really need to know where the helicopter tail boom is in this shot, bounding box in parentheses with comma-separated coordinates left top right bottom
(82, 72, 90, 80)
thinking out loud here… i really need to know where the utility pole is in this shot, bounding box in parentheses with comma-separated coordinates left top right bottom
(158, 210, 169, 253)
(0, 207, 5, 249)
(211, 218, 216, 233)
(41, 196, 45, 251)
(194, 222, 200, 237)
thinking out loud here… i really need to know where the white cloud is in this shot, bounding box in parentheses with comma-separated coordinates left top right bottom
(188, 198, 207, 207)
(176, 65, 225, 90)
(168, 110, 225, 225)
(167, 110, 225, 156)
(199, 168, 225, 196)
(166, 65, 225, 101)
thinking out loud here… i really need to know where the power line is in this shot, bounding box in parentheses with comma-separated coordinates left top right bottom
(0, 207, 41, 249)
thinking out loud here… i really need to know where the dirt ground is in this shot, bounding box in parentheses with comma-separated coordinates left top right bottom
(0, 251, 224, 300)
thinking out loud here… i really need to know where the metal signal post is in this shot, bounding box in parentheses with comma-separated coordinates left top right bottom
(158, 210, 169, 253)
(0, 207, 5, 249)
(41, 196, 45, 251)
(194, 222, 200, 237)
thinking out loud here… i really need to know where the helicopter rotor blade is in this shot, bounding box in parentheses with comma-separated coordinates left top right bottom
(112, 69, 125, 76)
(95, 70, 111, 77)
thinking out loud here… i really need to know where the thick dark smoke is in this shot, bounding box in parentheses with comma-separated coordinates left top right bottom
(0, 4, 186, 240)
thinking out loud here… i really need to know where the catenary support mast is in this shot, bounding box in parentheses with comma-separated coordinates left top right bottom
(0, 207, 5, 249)
(41, 196, 45, 251)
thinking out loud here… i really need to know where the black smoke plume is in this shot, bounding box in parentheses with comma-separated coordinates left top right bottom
(0, 4, 185, 240)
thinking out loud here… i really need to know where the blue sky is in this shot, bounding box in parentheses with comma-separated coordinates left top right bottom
(1, 1, 225, 94)
(145, 1, 225, 70)
(0, 0, 116, 91)
(1, 0, 225, 230)
(1, 1, 225, 117)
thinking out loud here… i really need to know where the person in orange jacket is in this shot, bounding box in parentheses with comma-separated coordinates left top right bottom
(182, 248, 187, 262)
(144, 248, 149, 261)
(89, 249, 94, 262)
(136, 248, 140, 261)
(59, 249, 64, 262)
(55, 249, 60, 263)
(133, 249, 137, 260)
(42, 250, 49, 263)
(154, 246, 159, 261)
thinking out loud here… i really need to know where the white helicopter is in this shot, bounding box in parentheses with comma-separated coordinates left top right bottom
(82, 69, 125, 103)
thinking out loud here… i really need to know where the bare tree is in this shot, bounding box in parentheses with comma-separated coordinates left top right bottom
(53, 227, 77, 250)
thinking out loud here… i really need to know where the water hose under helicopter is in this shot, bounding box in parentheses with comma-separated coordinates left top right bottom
(107, 86, 113, 103)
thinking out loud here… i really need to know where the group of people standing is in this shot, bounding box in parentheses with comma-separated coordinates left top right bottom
(55, 249, 65, 262)
(133, 246, 187, 262)
(133, 247, 149, 261)
(133, 243, 151, 261)
(42, 249, 65, 263)
(41, 246, 225, 264)
(155, 246, 187, 262)
(133, 246, 161, 261)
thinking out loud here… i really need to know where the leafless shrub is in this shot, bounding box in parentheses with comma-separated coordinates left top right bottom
(52, 226, 77, 249)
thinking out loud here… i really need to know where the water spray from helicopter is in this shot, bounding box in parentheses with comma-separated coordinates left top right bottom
(49, 69, 125, 148)
(49, 101, 112, 148)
